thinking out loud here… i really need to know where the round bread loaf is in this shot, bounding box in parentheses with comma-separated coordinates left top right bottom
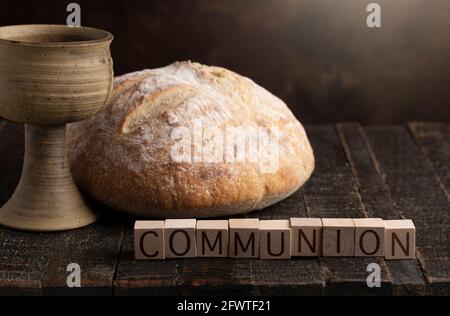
(67, 61, 314, 218)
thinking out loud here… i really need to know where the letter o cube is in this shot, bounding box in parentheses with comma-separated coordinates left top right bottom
(165, 219, 197, 258)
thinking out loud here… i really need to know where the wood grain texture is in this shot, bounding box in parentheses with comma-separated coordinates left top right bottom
(1, 122, 448, 295)
(171, 189, 324, 295)
(337, 123, 426, 295)
(0, 218, 123, 296)
(116, 214, 255, 295)
(116, 216, 255, 295)
(365, 125, 450, 296)
(246, 189, 324, 295)
(409, 122, 450, 197)
(115, 188, 325, 295)
(114, 221, 180, 296)
(0, 121, 123, 296)
(304, 125, 392, 295)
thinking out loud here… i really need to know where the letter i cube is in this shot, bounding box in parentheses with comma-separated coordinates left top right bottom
(322, 218, 355, 257)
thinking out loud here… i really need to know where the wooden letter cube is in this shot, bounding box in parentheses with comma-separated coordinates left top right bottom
(229, 219, 260, 258)
(165, 219, 197, 258)
(260, 220, 291, 259)
(134, 221, 165, 260)
(290, 218, 322, 257)
(322, 218, 355, 257)
(196, 220, 229, 257)
(354, 218, 385, 257)
(384, 220, 416, 260)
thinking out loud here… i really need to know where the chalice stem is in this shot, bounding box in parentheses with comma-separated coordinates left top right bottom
(23, 125, 71, 191)
(0, 124, 98, 232)
(21, 125, 69, 186)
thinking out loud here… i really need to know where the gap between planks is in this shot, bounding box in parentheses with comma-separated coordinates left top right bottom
(303, 125, 392, 295)
(364, 124, 450, 295)
(111, 223, 126, 294)
(408, 122, 450, 199)
(336, 123, 427, 295)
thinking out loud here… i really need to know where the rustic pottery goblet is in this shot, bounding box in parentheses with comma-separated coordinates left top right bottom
(0, 25, 113, 232)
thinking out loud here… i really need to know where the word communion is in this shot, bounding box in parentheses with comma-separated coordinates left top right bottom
(134, 218, 415, 260)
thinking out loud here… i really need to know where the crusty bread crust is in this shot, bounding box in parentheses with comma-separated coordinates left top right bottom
(67, 61, 315, 218)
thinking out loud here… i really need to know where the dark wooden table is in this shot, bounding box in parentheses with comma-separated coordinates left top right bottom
(0, 121, 448, 296)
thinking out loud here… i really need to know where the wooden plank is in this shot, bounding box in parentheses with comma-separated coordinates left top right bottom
(163, 212, 253, 295)
(0, 217, 123, 296)
(40, 214, 124, 296)
(174, 189, 324, 295)
(116, 218, 254, 295)
(176, 258, 255, 296)
(2, 121, 445, 295)
(409, 122, 450, 197)
(0, 121, 123, 296)
(114, 221, 180, 295)
(303, 125, 392, 295)
(0, 226, 43, 296)
(365, 125, 450, 296)
(245, 189, 325, 295)
(337, 123, 426, 295)
(0, 122, 39, 295)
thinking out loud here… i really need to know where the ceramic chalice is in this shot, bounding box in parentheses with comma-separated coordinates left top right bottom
(0, 25, 113, 231)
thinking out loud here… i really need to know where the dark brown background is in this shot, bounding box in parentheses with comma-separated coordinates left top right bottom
(1, 0, 449, 124)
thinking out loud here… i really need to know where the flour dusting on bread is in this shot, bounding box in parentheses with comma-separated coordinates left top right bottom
(68, 61, 314, 218)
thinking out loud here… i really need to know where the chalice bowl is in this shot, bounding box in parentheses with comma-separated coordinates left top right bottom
(0, 25, 113, 231)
